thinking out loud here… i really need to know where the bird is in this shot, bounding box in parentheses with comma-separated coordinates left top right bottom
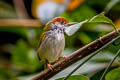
(37, 16, 68, 70)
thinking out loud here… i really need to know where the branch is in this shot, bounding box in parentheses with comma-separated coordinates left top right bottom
(0, 19, 41, 27)
(13, 0, 30, 18)
(32, 29, 120, 80)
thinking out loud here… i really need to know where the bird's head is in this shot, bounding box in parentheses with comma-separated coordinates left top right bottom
(44, 17, 68, 31)
(50, 17, 68, 25)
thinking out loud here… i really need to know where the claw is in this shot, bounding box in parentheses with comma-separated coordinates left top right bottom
(47, 64, 53, 71)
(62, 56, 67, 59)
(45, 59, 53, 71)
(55, 59, 59, 63)
(55, 56, 67, 63)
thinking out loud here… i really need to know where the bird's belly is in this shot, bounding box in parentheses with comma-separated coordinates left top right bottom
(38, 34, 65, 62)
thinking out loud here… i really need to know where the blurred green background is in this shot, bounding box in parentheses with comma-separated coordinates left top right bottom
(0, 0, 120, 80)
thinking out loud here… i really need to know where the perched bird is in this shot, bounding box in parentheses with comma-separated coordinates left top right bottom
(37, 16, 84, 70)
(37, 17, 68, 70)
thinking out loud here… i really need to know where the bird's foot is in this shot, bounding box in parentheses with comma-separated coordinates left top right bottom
(61, 56, 67, 59)
(55, 56, 67, 63)
(47, 64, 53, 71)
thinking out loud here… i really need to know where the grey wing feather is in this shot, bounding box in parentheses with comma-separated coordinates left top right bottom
(37, 33, 46, 61)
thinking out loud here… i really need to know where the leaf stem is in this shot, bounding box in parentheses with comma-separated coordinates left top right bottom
(100, 48, 120, 80)
(112, 24, 120, 34)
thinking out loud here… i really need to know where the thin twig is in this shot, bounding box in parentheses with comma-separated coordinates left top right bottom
(32, 29, 120, 80)
(0, 19, 41, 27)
(100, 49, 120, 80)
(13, 0, 29, 18)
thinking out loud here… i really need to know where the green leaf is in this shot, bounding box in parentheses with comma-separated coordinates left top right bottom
(57, 75, 90, 80)
(87, 12, 118, 33)
(105, 68, 120, 80)
(65, 12, 118, 36)
(87, 12, 113, 23)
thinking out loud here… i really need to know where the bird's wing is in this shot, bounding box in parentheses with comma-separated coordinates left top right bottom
(37, 32, 46, 49)
(37, 24, 51, 61)
(37, 32, 46, 61)
(37, 24, 49, 49)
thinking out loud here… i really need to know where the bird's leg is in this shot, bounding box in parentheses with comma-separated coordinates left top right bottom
(55, 56, 67, 63)
(45, 59, 53, 71)
(61, 56, 67, 60)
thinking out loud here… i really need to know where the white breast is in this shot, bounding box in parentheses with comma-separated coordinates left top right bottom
(38, 32, 65, 63)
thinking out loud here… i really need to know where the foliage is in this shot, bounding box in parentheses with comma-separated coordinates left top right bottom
(62, 5, 97, 22)
(57, 75, 89, 80)
(0, 1, 17, 18)
(0, 0, 120, 80)
(105, 68, 120, 80)
(65, 12, 117, 36)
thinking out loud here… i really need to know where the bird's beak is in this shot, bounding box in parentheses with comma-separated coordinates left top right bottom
(65, 21, 87, 36)
(66, 22, 79, 27)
